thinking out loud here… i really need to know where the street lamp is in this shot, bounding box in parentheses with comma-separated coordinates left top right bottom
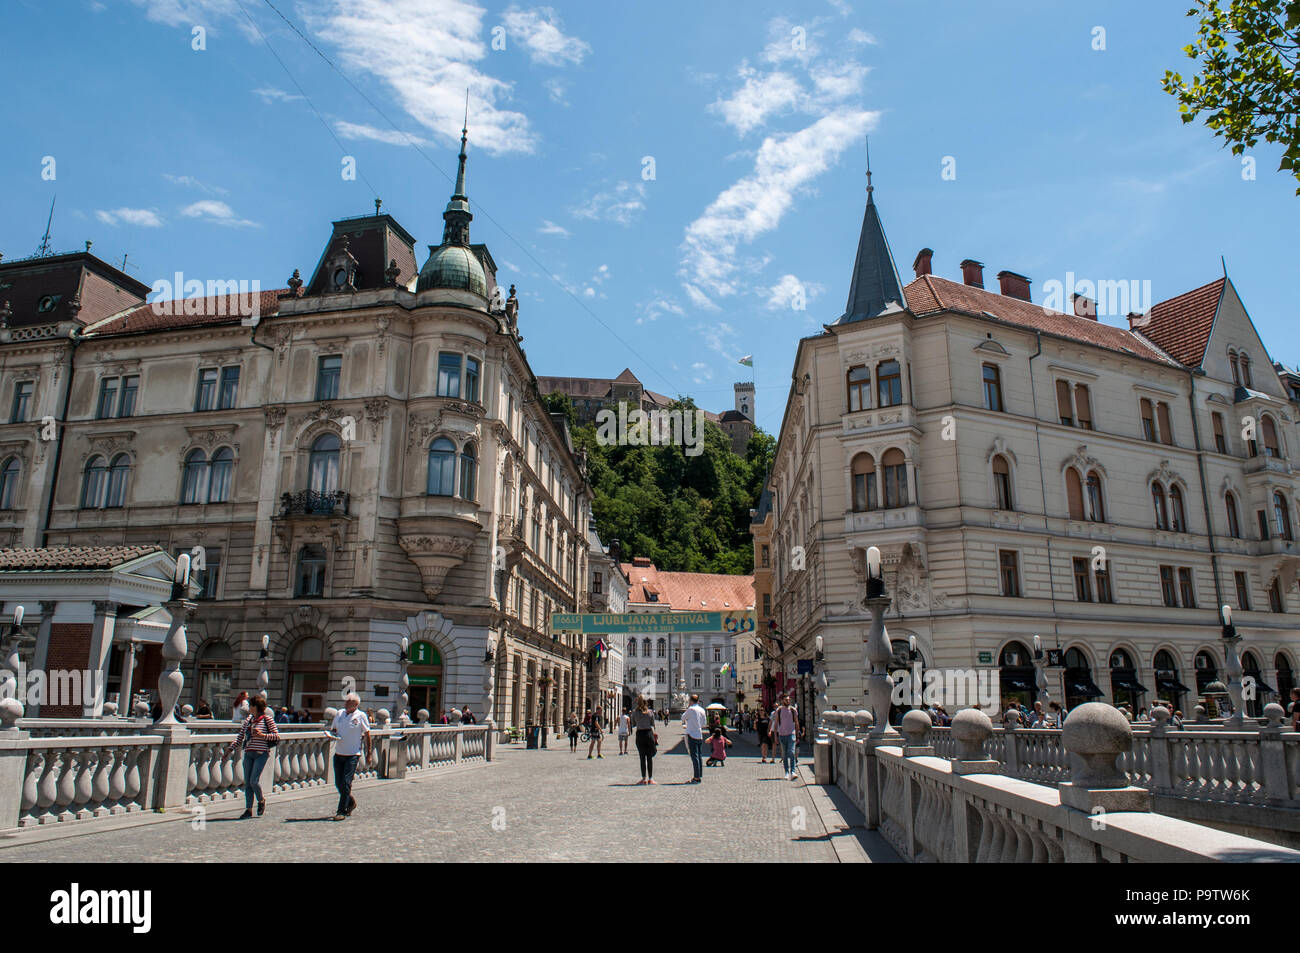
(863, 546, 898, 738)
(398, 636, 410, 725)
(156, 554, 193, 726)
(1220, 604, 1246, 727)
(1032, 635, 1050, 708)
(1, 606, 22, 712)
(258, 634, 271, 704)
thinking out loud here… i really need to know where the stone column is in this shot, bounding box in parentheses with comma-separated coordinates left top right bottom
(863, 596, 898, 740)
(118, 640, 139, 716)
(84, 601, 119, 717)
(0, 698, 29, 831)
(151, 599, 195, 811)
(28, 603, 56, 717)
(1258, 702, 1291, 804)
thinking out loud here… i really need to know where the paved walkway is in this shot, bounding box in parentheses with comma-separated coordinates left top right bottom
(0, 725, 897, 862)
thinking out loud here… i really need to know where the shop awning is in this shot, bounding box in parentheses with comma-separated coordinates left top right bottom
(1111, 673, 1150, 692)
(1001, 676, 1034, 691)
(1156, 676, 1191, 693)
(1067, 677, 1104, 698)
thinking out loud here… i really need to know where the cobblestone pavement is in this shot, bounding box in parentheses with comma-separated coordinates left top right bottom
(0, 724, 896, 862)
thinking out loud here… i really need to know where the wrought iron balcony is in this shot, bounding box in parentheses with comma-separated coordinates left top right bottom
(280, 489, 350, 517)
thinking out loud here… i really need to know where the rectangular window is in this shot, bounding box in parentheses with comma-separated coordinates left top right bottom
(1074, 385, 1093, 430)
(9, 381, 32, 424)
(316, 355, 342, 401)
(465, 357, 481, 403)
(999, 550, 1021, 597)
(1235, 571, 1251, 612)
(1095, 567, 1114, 604)
(1258, 510, 1270, 540)
(713, 647, 721, 662)
(195, 368, 218, 411)
(982, 364, 1003, 412)
(593, 572, 603, 595)
(762, 592, 771, 617)
(761, 545, 770, 568)
(118, 375, 138, 417)
(1212, 412, 1227, 454)
(195, 548, 223, 601)
(1269, 578, 1284, 613)
(1140, 399, 1156, 441)
(1157, 402, 1174, 446)
(437, 352, 463, 398)
(1073, 557, 1093, 602)
(295, 545, 327, 597)
(1178, 567, 1196, 609)
(877, 361, 902, 407)
(218, 366, 240, 410)
(846, 365, 870, 412)
(692, 648, 700, 662)
(97, 378, 119, 419)
(1160, 566, 1178, 607)
(1055, 379, 1073, 426)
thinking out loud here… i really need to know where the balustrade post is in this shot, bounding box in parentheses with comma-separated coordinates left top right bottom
(454, 729, 464, 763)
(1002, 710, 1021, 776)
(1258, 702, 1291, 804)
(901, 709, 933, 757)
(484, 725, 495, 763)
(1058, 702, 1150, 813)
(949, 708, 998, 775)
(150, 592, 195, 811)
(0, 698, 28, 830)
(1146, 706, 1175, 794)
(417, 710, 432, 768)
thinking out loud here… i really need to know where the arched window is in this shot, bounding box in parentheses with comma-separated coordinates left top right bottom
(459, 443, 478, 500)
(1225, 491, 1242, 538)
(1170, 484, 1187, 532)
(1229, 351, 1240, 385)
(877, 360, 902, 407)
(1151, 482, 1169, 530)
(1065, 467, 1084, 520)
(1085, 470, 1105, 522)
(989, 454, 1013, 511)
(1240, 353, 1252, 388)
(82, 455, 107, 509)
(850, 453, 876, 512)
(104, 454, 130, 508)
(1276, 653, 1295, 703)
(1195, 650, 1219, 694)
(181, 449, 208, 504)
(427, 438, 456, 496)
(846, 365, 870, 412)
(1262, 415, 1280, 458)
(627, 640, 636, 658)
(0, 456, 20, 509)
(882, 448, 908, 508)
(1274, 491, 1293, 541)
(208, 447, 233, 503)
(309, 433, 340, 495)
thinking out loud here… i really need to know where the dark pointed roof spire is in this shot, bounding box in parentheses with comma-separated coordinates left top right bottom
(836, 138, 906, 324)
(442, 91, 472, 246)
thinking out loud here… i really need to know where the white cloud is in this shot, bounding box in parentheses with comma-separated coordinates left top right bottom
(545, 77, 569, 105)
(128, 0, 259, 39)
(636, 296, 685, 325)
(808, 61, 868, 101)
(502, 6, 590, 66)
(847, 28, 877, 45)
(162, 173, 227, 195)
(710, 68, 802, 135)
(538, 219, 569, 236)
(697, 321, 739, 359)
(252, 87, 303, 104)
(335, 120, 429, 147)
(692, 361, 714, 384)
(574, 181, 646, 226)
(680, 109, 877, 304)
(763, 16, 820, 65)
(766, 274, 822, 310)
(180, 200, 259, 228)
(95, 207, 164, 227)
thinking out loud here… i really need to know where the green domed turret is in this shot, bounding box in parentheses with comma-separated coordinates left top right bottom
(416, 119, 486, 298)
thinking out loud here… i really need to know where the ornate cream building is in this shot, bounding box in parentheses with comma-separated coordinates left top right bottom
(0, 130, 592, 728)
(763, 172, 1300, 721)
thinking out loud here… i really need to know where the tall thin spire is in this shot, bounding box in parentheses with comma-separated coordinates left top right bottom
(865, 135, 873, 202)
(836, 142, 906, 324)
(442, 91, 473, 246)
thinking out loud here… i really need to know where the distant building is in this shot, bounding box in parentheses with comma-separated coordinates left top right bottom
(536, 367, 725, 427)
(584, 526, 628, 723)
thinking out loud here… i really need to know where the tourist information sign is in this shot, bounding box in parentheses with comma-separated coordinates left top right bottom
(550, 611, 756, 635)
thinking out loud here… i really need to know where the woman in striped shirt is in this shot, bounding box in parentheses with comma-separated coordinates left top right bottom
(227, 695, 279, 819)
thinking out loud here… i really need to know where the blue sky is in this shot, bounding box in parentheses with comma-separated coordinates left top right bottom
(3, 0, 1296, 436)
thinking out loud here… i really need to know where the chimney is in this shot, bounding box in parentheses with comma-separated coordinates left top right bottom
(912, 247, 933, 278)
(609, 538, 621, 564)
(1071, 293, 1097, 320)
(1127, 311, 1150, 329)
(960, 259, 984, 288)
(997, 270, 1032, 301)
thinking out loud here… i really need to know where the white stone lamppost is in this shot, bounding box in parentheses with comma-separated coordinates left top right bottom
(863, 546, 899, 739)
(119, 639, 140, 717)
(1221, 605, 1246, 728)
(482, 640, 496, 730)
(813, 634, 831, 740)
(1032, 635, 1050, 708)
(156, 553, 193, 725)
(257, 634, 271, 704)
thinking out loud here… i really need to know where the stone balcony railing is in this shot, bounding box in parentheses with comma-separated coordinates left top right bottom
(819, 705, 1300, 863)
(280, 489, 350, 517)
(0, 718, 492, 831)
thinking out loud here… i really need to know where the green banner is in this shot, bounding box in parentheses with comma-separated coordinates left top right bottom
(550, 611, 756, 635)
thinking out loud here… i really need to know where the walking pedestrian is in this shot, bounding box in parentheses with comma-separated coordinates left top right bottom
(566, 711, 580, 752)
(682, 693, 707, 783)
(226, 695, 279, 819)
(231, 691, 249, 723)
(586, 707, 605, 759)
(756, 706, 773, 762)
(633, 697, 658, 784)
(617, 708, 631, 755)
(328, 692, 372, 821)
(772, 694, 801, 780)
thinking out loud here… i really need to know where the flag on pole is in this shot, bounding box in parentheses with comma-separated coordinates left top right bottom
(738, 355, 753, 367)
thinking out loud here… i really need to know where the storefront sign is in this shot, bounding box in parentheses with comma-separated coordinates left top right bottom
(550, 611, 756, 634)
(977, 651, 994, 664)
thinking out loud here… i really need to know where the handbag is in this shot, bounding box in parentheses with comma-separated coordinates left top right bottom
(260, 713, 280, 748)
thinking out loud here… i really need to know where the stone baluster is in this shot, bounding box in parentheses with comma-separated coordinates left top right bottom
(1002, 709, 1021, 777)
(1058, 701, 1150, 814)
(1145, 706, 1175, 794)
(949, 708, 998, 775)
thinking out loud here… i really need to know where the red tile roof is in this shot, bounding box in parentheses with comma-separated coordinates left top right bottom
(0, 546, 163, 572)
(903, 276, 1177, 365)
(620, 561, 754, 610)
(85, 289, 286, 336)
(1131, 278, 1225, 368)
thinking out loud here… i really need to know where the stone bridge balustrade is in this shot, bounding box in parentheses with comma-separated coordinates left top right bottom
(826, 702, 1300, 862)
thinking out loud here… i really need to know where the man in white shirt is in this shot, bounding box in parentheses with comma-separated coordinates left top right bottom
(329, 692, 372, 821)
(617, 709, 631, 755)
(681, 694, 707, 783)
